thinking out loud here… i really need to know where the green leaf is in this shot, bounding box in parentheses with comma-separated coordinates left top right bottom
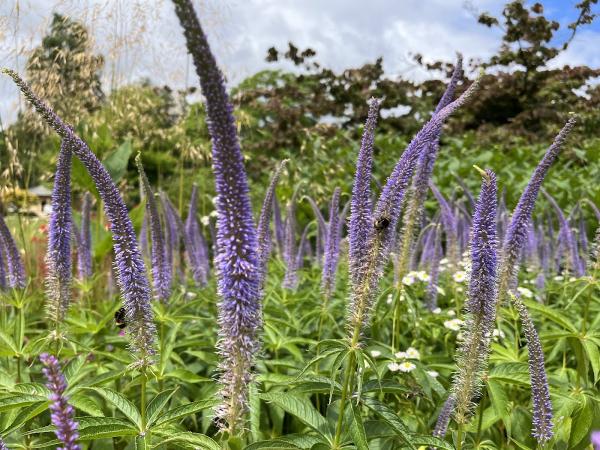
(410, 434, 455, 449)
(69, 392, 104, 417)
(259, 392, 331, 439)
(27, 416, 137, 440)
(0, 330, 19, 357)
(349, 403, 369, 450)
(152, 432, 221, 450)
(152, 399, 219, 428)
(85, 387, 142, 429)
(0, 394, 47, 413)
(163, 369, 211, 383)
(0, 401, 48, 435)
(103, 140, 133, 182)
(488, 363, 530, 386)
(524, 300, 577, 332)
(362, 398, 416, 450)
(146, 389, 177, 427)
(569, 395, 593, 448)
(582, 338, 600, 383)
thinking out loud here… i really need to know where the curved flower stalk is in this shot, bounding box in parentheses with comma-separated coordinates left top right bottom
(321, 187, 342, 299)
(256, 160, 288, 288)
(77, 192, 93, 279)
(543, 191, 584, 277)
(45, 140, 73, 324)
(40, 353, 81, 450)
(4, 69, 156, 365)
(282, 197, 299, 290)
(136, 154, 171, 301)
(396, 55, 462, 281)
(450, 169, 498, 429)
(498, 116, 577, 302)
(511, 294, 554, 444)
(171, 0, 262, 434)
(0, 211, 26, 288)
(346, 76, 481, 340)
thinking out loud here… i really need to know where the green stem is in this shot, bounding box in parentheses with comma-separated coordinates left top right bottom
(140, 369, 147, 431)
(456, 424, 464, 450)
(475, 389, 486, 445)
(333, 350, 356, 448)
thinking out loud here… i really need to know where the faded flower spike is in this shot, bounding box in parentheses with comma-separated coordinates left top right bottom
(451, 168, 498, 427)
(172, 0, 262, 434)
(4, 68, 156, 365)
(46, 140, 73, 324)
(40, 353, 81, 450)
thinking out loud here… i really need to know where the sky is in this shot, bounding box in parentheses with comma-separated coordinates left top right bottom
(1, 0, 599, 126)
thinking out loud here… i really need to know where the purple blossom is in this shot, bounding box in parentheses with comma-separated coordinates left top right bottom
(282, 197, 299, 290)
(0, 210, 26, 289)
(77, 192, 93, 279)
(4, 69, 156, 365)
(136, 154, 171, 301)
(433, 395, 456, 439)
(592, 431, 600, 450)
(0, 437, 7, 450)
(426, 223, 443, 310)
(40, 353, 81, 450)
(256, 160, 288, 287)
(185, 187, 210, 285)
(430, 183, 459, 266)
(512, 294, 554, 443)
(45, 140, 73, 323)
(160, 192, 179, 279)
(451, 169, 498, 426)
(321, 187, 342, 298)
(307, 196, 328, 264)
(172, 0, 261, 434)
(498, 116, 576, 300)
(273, 196, 285, 257)
(0, 237, 7, 290)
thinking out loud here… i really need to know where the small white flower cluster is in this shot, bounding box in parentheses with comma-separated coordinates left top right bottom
(402, 270, 431, 286)
(443, 318, 463, 331)
(516, 286, 533, 299)
(387, 346, 420, 373)
(452, 270, 467, 283)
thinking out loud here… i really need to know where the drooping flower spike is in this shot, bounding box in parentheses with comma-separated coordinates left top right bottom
(45, 140, 73, 324)
(171, 0, 262, 433)
(321, 187, 342, 299)
(498, 116, 577, 302)
(136, 153, 171, 301)
(4, 68, 156, 365)
(256, 159, 288, 288)
(40, 353, 81, 450)
(0, 210, 26, 289)
(512, 293, 554, 444)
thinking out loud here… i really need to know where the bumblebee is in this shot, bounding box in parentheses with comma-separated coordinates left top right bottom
(114, 307, 127, 329)
(374, 216, 390, 231)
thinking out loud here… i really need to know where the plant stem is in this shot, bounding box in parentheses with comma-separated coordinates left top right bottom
(456, 424, 464, 450)
(333, 327, 360, 448)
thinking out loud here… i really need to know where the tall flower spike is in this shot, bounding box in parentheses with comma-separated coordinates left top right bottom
(347, 76, 481, 338)
(77, 192, 93, 279)
(348, 97, 380, 285)
(430, 183, 459, 267)
(498, 116, 576, 302)
(4, 69, 156, 365)
(433, 394, 456, 439)
(40, 353, 81, 450)
(511, 293, 554, 443)
(160, 192, 179, 278)
(426, 223, 443, 311)
(0, 211, 26, 288)
(451, 168, 498, 427)
(256, 159, 288, 288)
(136, 154, 171, 301)
(185, 185, 209, 284)
(171, 0, 262, 433)
(0, 238, 7, 290)
(45, 140, 73, 323)
(321, 187, 342, 299)
(282, 193, 300, 290)
(307, 196, 328, 264)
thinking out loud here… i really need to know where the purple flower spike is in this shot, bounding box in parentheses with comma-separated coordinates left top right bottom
(451, 169, 498, 426)
(512, 294, 554, 444)
(160, 192, 179, 278)
(282, 197, 299, 290)
(0, 437, 7, 450)
(4, 69, 156, 365)
(430, 183, 459, 267)
(185, 185, 210, 285)
(0, 211, 26, 289)
(40, 353, 81, 450)
(426, 223, 443, 310)
(77, 192, 93, 279)
(321, 187, 342, 299)
(0, 238, 7, 290)
(348, 98, 380, 286)
(499, 116, 576, 300)
(256, 160, 288, 288)
(171, 0, 262, 433)
(307, 196, 328, 265)
(433, 394, 456, 438)
(45, 140, 73, 323)
(136, 154, 171, 301)
(591, 431, 600, 450)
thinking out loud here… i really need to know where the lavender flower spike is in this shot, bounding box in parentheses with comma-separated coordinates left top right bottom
(256, 159, 288, 288)
(45, 140, 73, 323)
(185, 184, 209, 285)
(172, 0, 262, 433)
(77, 192, 93, 279)
(136, 154, 171, 301)
(498, 116, 576, 301)
(451, 168, 498, 427)
(432, 394, 456, 439)
(40, 353, 81, 450)
(0, 238, 7, 290)
(321, 187, 342, 299)
(0, 211, 26, 288)
(512, 294, 554, 443)
(0, 437, 7, 450)
(3, 69, 156, 365)
(348, 98, 380, 286)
